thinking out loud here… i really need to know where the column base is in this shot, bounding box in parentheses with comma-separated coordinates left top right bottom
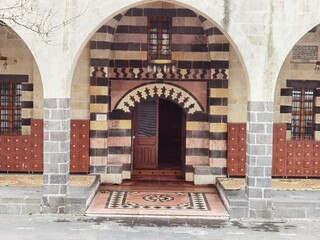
(248, 198, 274, 219)
(41, 195, 66, 214)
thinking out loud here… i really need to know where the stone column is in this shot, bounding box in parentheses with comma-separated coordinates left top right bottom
(245, 101, 274, 218)
(42, 98, 70, 213)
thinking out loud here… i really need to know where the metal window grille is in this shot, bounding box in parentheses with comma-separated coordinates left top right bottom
(148, 17, 172, 60)
(291, 89, 314, 140)
(0, 83, 22, 135)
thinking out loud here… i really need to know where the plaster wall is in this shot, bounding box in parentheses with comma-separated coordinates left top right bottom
(228, 45, 247, 123)
(1, 0, 320, 103)
(275, 27, 320, 123)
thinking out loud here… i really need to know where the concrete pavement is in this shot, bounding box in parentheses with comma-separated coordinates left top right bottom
(0, 214, 319, 239)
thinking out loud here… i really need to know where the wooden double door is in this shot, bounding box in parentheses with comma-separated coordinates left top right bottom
(132, 99, 185, 170)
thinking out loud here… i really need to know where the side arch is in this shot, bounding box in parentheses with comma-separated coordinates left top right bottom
(114, 83, 204, 114)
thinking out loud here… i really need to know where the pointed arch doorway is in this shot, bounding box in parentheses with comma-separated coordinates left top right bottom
(132, 98, 186, 176)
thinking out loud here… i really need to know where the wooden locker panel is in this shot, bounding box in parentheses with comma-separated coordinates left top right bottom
(294, 168, 303, 176)
(313, 159, 320, 169)
(21, 136, 32, 171)
(295, 149, 304, 158)
(295, 141, 304, 150)
(303, 168, 312, 177)
(303, 159, 312, 168)
(79, 153, 89, 172)
(70, 120, 90, 173)
(275, 145, 286, 155)
(286, 167, 295, 176)
(70, 132, 79, 142)
(13, 138, 23, 171)
(314, 142, 320, 150)
(31, 119, 44, 172)
(228, 155, 238, 165)
(238, 155, 246, 164)
(12, 155, 24, 171)
(274, 156, 286, 166)
(286, 150, 294, 159)
(227, 123, 246, 176)
(4, 156, 13, 171)
(238, 133, 246, 143)
(31, 120, 44, 140)
(275, 136, 286, 145)
(274, 124, 286, 137)
(295, 159, 303, 168)
(273, 124, 286, 151)
(286, 159, 295, 167)
(238, 124, 246, 134)
(312, 168, 320, 176)
(79, 133, 88, 142)
(79, 121, 90, 134)
(227, 164, 238, 175)
(287, 142, 296, 150)
(238, 165, 246, 175)
(314, 142, 320, 159)
(0, 137, 4, 170)
(71, 121, 78, 131)
(228, 134, 237, 144)
(32, 146, 43, 171)
(3, 137, 13, 171)
(304, 142, 313, 151)
(273, 165, 286, 176)
(237, 145, 246, 155)
(304, 150, 313, 159)
(314, 151, 320, 159)
(228, 124, 239, 133)
(228, 145, 238, 155)
(70, 141, 79, 171)
(70, 121, 79, 142)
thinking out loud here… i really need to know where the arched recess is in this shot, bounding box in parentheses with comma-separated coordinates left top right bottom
(76, 0, 252, 184)
(273, 23, 320, 178)
(70, 0, 251, 97)
(114, 83, 204, 114)
(0, 23, 44, 172)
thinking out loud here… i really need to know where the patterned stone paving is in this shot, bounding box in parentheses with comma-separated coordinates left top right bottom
(105, 191, 210, 211)
(219, 178, 320, 191)
(87, 180, 228, 217)
(0, 174, 95, 187)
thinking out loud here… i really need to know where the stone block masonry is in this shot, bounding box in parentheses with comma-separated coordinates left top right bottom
(245, 101, 274, 218)
(42, 98, 70, 213)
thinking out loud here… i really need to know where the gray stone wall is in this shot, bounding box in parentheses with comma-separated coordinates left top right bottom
(42, 98, 70, 213)
(245, 101, 274, 218)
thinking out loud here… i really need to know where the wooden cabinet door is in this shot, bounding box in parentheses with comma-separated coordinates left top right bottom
(133, 100, 158, 169)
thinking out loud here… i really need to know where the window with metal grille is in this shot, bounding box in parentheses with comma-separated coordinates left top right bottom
(291, 89, 315, 140)
(148, 17, 172, 60)
(0, 83, 22, 135)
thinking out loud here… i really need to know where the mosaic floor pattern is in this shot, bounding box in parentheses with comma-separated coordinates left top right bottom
(219, 178, 320, 191)
(105, 191, 210, 211)
(87, 181, 228, 217)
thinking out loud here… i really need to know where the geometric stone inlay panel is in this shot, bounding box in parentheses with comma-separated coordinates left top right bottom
(115, 83, 203, 114)
(105, 191, 210, 210)
(109, 67, 211, 80)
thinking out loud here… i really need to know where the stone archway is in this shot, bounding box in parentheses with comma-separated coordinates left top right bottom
(114, 83, 204, 114)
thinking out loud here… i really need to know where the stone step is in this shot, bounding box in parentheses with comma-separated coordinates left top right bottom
(132, 169, 182, 176)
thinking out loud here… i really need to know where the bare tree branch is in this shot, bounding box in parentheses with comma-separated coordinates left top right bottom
(0, 0, 86, 43)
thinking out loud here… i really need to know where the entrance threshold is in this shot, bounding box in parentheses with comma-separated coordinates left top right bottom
(132, 169, 183, 181)
(86, 179, 229, 219)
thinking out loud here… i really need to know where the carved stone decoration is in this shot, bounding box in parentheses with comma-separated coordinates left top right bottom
(115, 83, 204, 114)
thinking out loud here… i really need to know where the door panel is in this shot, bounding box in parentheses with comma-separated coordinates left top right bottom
(134, 142, 158, 169)
(133, 101, 158, 169)
(133, 99, 186, 172)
